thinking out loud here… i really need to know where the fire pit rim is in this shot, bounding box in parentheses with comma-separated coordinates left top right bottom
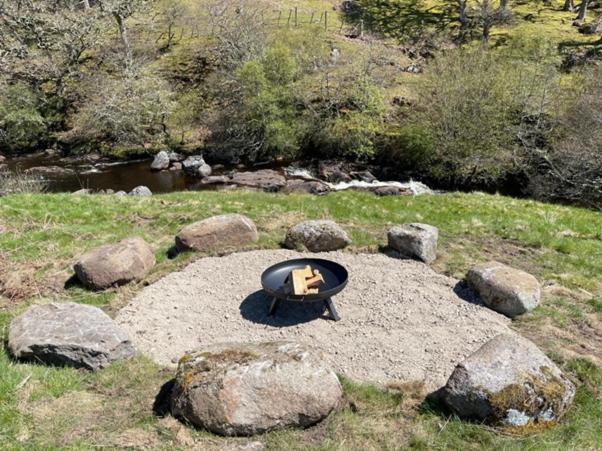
(260, 257, 349, 302)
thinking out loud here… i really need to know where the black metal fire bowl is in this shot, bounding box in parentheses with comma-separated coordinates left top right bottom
(261, 258, 348, 321)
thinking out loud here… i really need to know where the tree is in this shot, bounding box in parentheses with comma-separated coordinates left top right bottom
(563, 0, 574, 12)
(98, 0, 148, 63)
(577, 0, 589, 21)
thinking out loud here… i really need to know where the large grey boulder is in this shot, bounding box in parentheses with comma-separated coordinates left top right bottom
(387, 223, 438, 264)
(170, 342, 342, 436)
(284, 220, 351, 252)
(8, 303, 135, 370)
(175, 214, 259, 253)
(129, 186, 152, 197)
(467, 261, 540, 318)
(231, 170, 286, 192)
(442, 334, 575, 428)
(151, 151, 170, 170)
(182, 155, 211, 178)
(74, 237, 156, 290)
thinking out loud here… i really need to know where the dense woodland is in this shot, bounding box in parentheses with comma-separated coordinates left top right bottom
(0, 0, 600, 207)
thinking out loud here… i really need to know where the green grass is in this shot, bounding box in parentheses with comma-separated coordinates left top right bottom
(0, 190, 600, 449)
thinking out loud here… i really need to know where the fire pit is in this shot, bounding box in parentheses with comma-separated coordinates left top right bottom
(261, 258, 348, 321)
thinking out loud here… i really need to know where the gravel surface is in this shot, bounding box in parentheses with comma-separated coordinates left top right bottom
(117, 250, 513, 389)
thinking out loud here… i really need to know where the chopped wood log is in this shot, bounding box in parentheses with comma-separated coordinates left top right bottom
(289, 265, 324, 295)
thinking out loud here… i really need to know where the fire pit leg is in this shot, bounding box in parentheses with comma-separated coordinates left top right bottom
(323, 298, 341, 321)
(268, 297, 280, 316)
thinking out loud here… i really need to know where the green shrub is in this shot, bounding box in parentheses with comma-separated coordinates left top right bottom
(410, 46, 562, 187)
(0, 84, 47, 151)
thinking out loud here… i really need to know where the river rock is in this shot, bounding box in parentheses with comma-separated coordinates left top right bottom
(200, 175, 230, 185)
(197, 163, 212, 178)
(231, 170, 286, 192)
(168, 151, 185, 162)
(318, 163, 351, 183)
(182, 155, 206, 173)
(282, 179, 331, 195)
(350, 170, 377, 183)
(442, 334, 575, 428)
(151, 151, 170, 170)
(0, 154, 6, 163)
(284, 220, 351, 252)
(8, 303, 135, 370)
(115, 191, 127, 196)
(170, 341, 342, 436)
(74, 237, 156, 290)
(129, 186, 152, 196)
(72, 188, 92, 195)
(170, 162, 182, 171)
(175, 214, 259, 253)
(373, 186, 412, 196)
(467, 261, 540, 318)
(387, 223, 438, 264)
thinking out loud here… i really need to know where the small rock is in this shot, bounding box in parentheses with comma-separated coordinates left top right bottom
(74, 237, 156, 290)
(318, 163, 351, 183)
(170, 341, 342, 436)
(8, 303, 135, 370)
(231, 170, 286, 192)
(168, 151, 185, 162)
(466, 261, 540, 318)
(104, 189, 115, 194)
(196, 163, 212, 178)
(72, 188, 92, 195)
(129, 186, 152, 197)
(150, 151, 170, 171)
(442, 334, 575, 428)
(284, 220, 351, 252)
(373, 186, 412, 196)
(282, 180, 331, 195)
(350, 170, 376, 183)
(175, 214, 259, 253)
(114, 191, 127, 196)
(170, 162, 182, 171)
(200, 175, 230, 185)
(387, 223, 438, 264)
(0, 154, 6, 163)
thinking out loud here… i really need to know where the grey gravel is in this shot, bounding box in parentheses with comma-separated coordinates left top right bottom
(117, 250, 513, 389)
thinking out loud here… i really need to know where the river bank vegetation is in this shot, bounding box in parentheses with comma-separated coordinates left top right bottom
(0, 0, 600, 207)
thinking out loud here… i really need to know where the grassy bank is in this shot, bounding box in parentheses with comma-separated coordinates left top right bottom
(0, 191, 600, 449)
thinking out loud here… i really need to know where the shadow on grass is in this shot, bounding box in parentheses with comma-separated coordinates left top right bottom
(153, 378, 175, 417)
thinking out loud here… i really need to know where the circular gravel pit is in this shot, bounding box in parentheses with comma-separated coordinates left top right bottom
(117, 250, 513, 390)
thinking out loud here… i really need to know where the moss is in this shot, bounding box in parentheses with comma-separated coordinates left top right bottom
(488, 370, 568, 433)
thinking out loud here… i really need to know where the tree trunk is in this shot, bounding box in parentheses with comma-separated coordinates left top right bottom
(459, 0, 468, 25)
(577, 0, 588, 20)
(113, 12, 132, 62)
(82, 0, 91, 9)
(500, 0, 508, 10)
(563, 0, 574, 12)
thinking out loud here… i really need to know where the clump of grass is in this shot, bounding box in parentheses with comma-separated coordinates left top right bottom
(0, 171, 47, 196)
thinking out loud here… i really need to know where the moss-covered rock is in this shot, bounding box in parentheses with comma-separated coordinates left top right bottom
(170, 341, 342, 436)
(442, 334, 575, 430)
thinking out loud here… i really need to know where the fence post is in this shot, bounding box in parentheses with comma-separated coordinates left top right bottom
(360, 18, 364, 37)
(325, 11, 328, 31)
(294, 7, 298, 27)
(287, 9, 292, 27)
(277, 10, 282, 27)
(310, 11, 315, 24)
